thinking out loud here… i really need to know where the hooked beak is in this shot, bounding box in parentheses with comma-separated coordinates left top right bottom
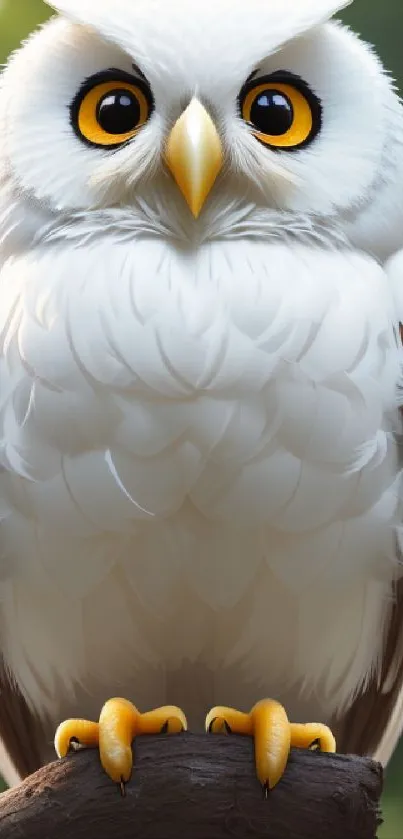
(165, 98, 224, 218)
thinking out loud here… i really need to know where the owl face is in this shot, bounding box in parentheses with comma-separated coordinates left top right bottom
(0, 0, 400, 243)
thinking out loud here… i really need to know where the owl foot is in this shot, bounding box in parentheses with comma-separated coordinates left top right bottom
(206, 698, 335, 792)
(55, 697, 187, 792)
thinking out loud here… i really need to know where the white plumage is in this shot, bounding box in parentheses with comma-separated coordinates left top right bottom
(0, 0, 403, 783)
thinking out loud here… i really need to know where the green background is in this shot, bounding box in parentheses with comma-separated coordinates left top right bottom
(0, 1, 402, 836)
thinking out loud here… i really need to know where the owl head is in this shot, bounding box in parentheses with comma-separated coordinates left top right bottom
(0, 0, 402, 255)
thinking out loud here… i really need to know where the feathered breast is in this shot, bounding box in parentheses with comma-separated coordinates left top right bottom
(0, 233, 400, 558)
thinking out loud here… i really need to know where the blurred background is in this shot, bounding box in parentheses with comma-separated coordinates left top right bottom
(0, 0, 402, 835)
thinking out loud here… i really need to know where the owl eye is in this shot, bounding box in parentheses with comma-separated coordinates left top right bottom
(71, 70, 154, 149)
(239, 72, 322, 151)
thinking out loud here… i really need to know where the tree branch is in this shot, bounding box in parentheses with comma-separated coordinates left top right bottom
(0, 734, 383, 839)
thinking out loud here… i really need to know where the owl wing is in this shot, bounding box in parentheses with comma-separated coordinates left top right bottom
(0, 214, 47, 788)
(335, 250, 403, 762)
(0, 666, 45, 785)
(335, 576, 403, 762)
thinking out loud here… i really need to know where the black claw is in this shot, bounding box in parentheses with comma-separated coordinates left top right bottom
(160, 721, 169, 734)
(208, 717, 217, 733)
(309, 738, 321, 752)
(224, 720, 232, 735)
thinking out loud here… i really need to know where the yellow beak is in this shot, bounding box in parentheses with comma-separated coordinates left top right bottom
(165, 98, 224, 218)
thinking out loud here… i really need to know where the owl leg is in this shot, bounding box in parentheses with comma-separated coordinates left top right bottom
(205, 699, 335, 793)
(55, 697, 187, 792)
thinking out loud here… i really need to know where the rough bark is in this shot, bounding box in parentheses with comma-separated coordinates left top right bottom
(0, 733, 383, 839)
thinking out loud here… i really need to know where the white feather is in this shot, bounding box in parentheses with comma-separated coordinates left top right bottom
(0, 233, 400, 733)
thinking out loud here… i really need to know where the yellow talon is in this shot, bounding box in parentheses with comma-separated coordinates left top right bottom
(252, 700, 291, 789)
(290, 722, 336, 753)
(206, 707, 253, 736)
(55, 718, 100, 758)
(137, 704, 188, 734)
(99, 698, 138, 783)
(55, 697, 187, 787)
(206, 698, 336, 791)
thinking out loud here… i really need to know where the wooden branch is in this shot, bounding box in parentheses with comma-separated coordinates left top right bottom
(0, 733, 383, 839)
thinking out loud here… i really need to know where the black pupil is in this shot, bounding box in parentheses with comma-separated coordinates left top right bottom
(97, 89, 140, 135)
(250, 89, 293, 136)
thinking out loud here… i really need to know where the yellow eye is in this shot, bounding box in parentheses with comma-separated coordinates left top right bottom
(71, 71, 153, 149)
(239, 73, 321, 151)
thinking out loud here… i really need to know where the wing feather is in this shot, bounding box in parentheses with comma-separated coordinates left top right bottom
(0, 666, 45, 785)
(335, 575, 403, 761)
(337, 255, 403, 762)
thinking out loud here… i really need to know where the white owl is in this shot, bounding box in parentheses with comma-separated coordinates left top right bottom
(0, 0, 402, 792)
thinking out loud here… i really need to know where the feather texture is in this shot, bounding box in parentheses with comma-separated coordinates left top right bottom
(0, 234, 400, 736)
